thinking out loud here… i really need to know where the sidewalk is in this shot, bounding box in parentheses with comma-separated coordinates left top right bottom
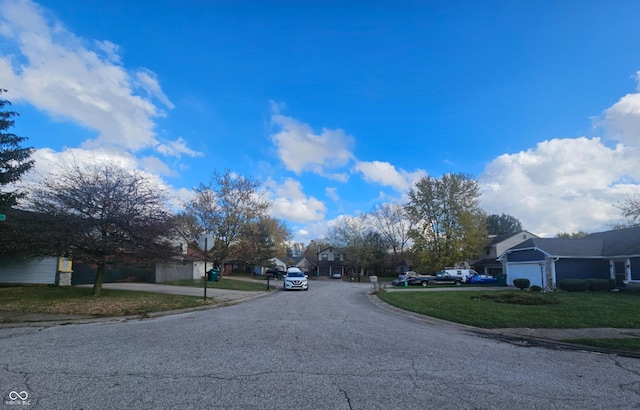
(0, 282, 273, 327)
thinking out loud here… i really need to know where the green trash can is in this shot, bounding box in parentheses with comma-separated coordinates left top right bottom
(496, 274, 507, 286)
(208, 268, 221, 282)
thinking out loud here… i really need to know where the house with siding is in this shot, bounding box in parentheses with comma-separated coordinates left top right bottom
(316, 246, 346, 277)
(472, 230, 538, 275)
(498, 227, 640, 289)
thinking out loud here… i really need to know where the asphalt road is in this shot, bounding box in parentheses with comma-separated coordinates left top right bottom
(1, 281, 640, 409)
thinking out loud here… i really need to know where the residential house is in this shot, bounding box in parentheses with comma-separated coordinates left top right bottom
(394, 259, 414, 275)
(498, 226, 640, 289)
(253, 257, 288, 275)
(316, 246, 346, 277)
(472, 230, 538, 275)
(290, 256, 316, 275)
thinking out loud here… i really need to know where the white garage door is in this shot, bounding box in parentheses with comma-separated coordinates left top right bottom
(0, 257, 57, 284)
(506, 262, 543, 287)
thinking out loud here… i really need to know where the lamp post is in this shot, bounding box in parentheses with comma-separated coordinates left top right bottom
(539, 262, 545, 291)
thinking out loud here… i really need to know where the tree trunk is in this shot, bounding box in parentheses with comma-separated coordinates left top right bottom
(93, 262, 105, 296)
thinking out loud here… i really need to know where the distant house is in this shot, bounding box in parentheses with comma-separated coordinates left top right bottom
(290, 256, 315, 274)
(253, 257, 288, 275)
(154, 241, 208, 283)
(498, 227, 640, 289)
(472, 230, 538, 275)
(394, 259, 414, 275)
(316, 246, 346, 277)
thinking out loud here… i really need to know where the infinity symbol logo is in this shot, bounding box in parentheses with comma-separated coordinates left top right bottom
(9, 391, 28, 400)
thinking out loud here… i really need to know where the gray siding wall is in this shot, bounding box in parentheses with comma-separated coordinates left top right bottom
(155, 263, 194, 283)
(507, 249, 545, 262)
(555, 259, 610, 281)
(0, 257, 58, 284)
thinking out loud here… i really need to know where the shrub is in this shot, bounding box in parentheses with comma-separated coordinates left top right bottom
(513, 278, 530, 290)
(530, 285, 542, 292)
(585, 278, 611, 291)
(558, 279, 589, 292)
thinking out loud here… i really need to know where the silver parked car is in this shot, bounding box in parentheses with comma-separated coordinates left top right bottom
(283, 267, 309, 291)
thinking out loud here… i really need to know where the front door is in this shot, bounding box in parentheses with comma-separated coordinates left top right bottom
(614, 261, 627, 287)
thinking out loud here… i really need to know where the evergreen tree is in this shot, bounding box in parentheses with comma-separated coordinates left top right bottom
(0, 89, 35, 208)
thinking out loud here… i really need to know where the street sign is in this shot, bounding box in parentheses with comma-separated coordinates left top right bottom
(198, 234, 214, 251)
(0, 214, 5, 221)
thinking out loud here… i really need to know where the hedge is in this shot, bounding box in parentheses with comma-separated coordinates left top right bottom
(557, 279, 589, 292)
(585, 278, 611, 291)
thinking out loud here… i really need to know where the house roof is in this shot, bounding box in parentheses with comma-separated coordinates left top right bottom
(584, 226, 640, 256)
(317, 246, 343, 254)
(487, 230, 538, 246)
(502, 227, 640, 259)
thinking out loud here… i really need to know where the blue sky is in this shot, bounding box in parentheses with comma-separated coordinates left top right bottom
(1, 0, 640, 242)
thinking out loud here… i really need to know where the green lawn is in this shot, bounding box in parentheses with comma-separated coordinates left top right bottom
(377, 290, 640, 329)
(0, 286, 213, 318)
(165, 277, 276, 291)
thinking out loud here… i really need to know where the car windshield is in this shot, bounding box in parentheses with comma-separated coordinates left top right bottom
(287, 272, 305, 278)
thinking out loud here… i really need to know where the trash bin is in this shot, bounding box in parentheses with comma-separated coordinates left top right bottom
(497, 274, 507, 286)
(208, 268, 221, 282)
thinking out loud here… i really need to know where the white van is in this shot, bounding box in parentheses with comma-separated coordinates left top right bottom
(442, 269, 478, 283)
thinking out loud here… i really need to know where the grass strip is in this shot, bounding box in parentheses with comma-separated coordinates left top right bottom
(0, 286, 213, 317)
(377, 290, 640, 329)
(165, 278, 276, 291)
(561, 338, 640, 352)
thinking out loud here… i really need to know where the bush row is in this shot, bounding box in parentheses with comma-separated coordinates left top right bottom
(557, 278, 612, 292)
(511, 277, 613, 292)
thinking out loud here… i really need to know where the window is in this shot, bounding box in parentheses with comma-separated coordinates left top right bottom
(322, 254, 328, 261)
(334, 254, 340, 261)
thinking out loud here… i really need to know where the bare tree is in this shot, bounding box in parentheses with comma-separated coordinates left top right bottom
(368, 202, 414, 263)
(617, 192, 640, 228)
(183, 170, 270, 268)
(326, 215, 375, 277)
(27, 162, 179, 295)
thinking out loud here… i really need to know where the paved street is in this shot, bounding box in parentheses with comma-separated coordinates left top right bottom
(1, 280, 640, 409)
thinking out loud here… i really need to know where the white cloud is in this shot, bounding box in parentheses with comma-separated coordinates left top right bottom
(140, 156, 178, 177)
(479, 72, 640, 237)
(353, 160, 427, 192)
(0, 0, 198, 159)
(599, 71, 640, 149)
(479, 137, 637, 236)
(325, 187, 339, 201)
(265, 177, 326, 223)
(270, 110, 354, 177)
(156, 137, 204, 159)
